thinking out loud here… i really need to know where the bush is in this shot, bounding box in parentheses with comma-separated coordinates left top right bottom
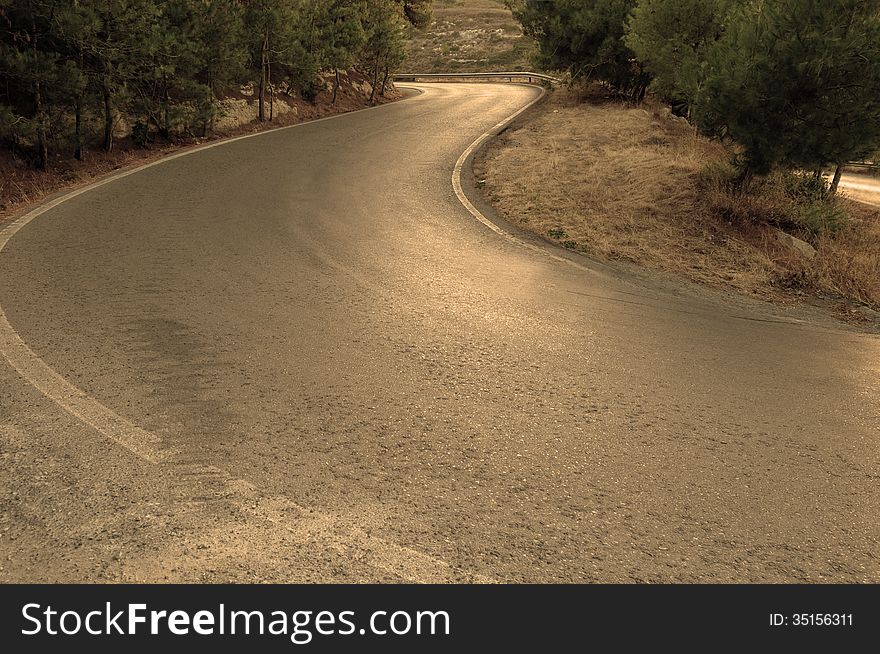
(781, 172, 829, 204)
(702, 165, 848, 236)
(796, 201, 846, 236)
(298, 78, 322, 104)
(694, 0, 880, 176)
(131, 122, 151, 148)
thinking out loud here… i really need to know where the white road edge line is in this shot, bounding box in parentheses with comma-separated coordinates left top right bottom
(451, 84, 625, 276)
(448, 87, 867, 332)
(0, 92, 494, 584)
(450, 84, 588, 272)
(0, 98, 414, 465)
(452, 85, 545, 239)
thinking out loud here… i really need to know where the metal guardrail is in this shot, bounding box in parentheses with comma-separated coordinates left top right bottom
(844, 161, 880, 176)
(397, 73, 875, 176)
(393, 71, 561, 85)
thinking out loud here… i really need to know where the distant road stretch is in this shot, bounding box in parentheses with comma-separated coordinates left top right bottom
(840, 173, 880, 206)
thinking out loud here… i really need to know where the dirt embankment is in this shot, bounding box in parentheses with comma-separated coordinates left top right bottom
(475, 87, 880, 324)
(0, 70, 398, 223)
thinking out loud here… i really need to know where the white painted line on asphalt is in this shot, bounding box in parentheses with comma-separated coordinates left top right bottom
(0, 83, 561, 461)
(0, 208, 171, 464)
(452, 87, 549, 244)
(450, 85, 599, 274)
(0, 93, 490, 584)
(448, 88, 864, 331)
(0, 319, 170, 464)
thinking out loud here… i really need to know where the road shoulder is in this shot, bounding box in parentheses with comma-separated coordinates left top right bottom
(471, 87, 880, 332)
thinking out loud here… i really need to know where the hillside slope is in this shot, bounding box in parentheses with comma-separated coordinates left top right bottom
(404, 0, 535, 73)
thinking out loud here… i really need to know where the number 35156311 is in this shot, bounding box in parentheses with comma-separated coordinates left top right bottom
(770, 613, 853, 627)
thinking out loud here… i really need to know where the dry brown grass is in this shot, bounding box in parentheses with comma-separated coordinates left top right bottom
(813, 205, 880, 307)
(475, 86, 880, 313)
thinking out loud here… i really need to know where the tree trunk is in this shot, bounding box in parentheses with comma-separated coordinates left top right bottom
(258, 74, 265, 122)
(332, 68, 340, 105)
(34, 105, 47, 170)
(75, 42, 84, 160)
(34, 91, 48, 171)
(161, 70, 170, 139)
(380, 66, 390, 97)
(102, 74, 113, 152)
(32, 23, 48, 170)
(369, 52, 381, 104)
(202, 77, 211, 137)
(267, 31, 274, 121)
(74, 97, 83, 160)
(207, 71, 216, 135)
(268, 59, 274, 121)
(258, 31, 268, 122)
(831, 163, 843, 194)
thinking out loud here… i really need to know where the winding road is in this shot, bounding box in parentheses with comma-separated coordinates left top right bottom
(1, 83, 878, 583)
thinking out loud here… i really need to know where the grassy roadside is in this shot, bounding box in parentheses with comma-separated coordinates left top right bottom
(474, 86, 880, 323)
(0, 75, 399, 225)
(404, 0, 534, 73)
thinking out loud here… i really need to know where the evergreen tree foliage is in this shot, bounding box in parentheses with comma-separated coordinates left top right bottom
(510, 0, 880, 183)
(625, 0, 729, 114)
(364, 0, 406, 102)
(0, 0, 428, 166)
(508, 0, 651, 100)
(694, 0, 880, 177)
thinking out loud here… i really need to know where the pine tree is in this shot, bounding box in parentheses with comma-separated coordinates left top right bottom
(363, 0, 406, 102)
(1, 0, 65, 169)
(86, 0, 159, 151)
(191, 0, 247, 134)
(0, 0, 424, 168)
(315, 0, 367, 105)
(694, 0, 880, 181)
(625, 0, 730, 115)
(46, 2, 99, 160)
(244, 0, 301, 121)
(508, 0, 650, 100)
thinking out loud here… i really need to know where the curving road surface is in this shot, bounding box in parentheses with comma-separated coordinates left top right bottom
(1, 84, 879, 583)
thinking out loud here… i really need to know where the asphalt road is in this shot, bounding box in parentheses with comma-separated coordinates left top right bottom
(1, 84, 878, 583)
(839, 172, 880, 207)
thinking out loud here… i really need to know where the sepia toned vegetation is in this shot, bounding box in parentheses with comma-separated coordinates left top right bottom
(476, 88, 880, 314)
(0, 0, 429, 171)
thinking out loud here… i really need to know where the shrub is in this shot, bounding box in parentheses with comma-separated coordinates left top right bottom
(701, 165, 848, 236)
(131, 122, 151, 148)
(694, 0, 880, 176)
